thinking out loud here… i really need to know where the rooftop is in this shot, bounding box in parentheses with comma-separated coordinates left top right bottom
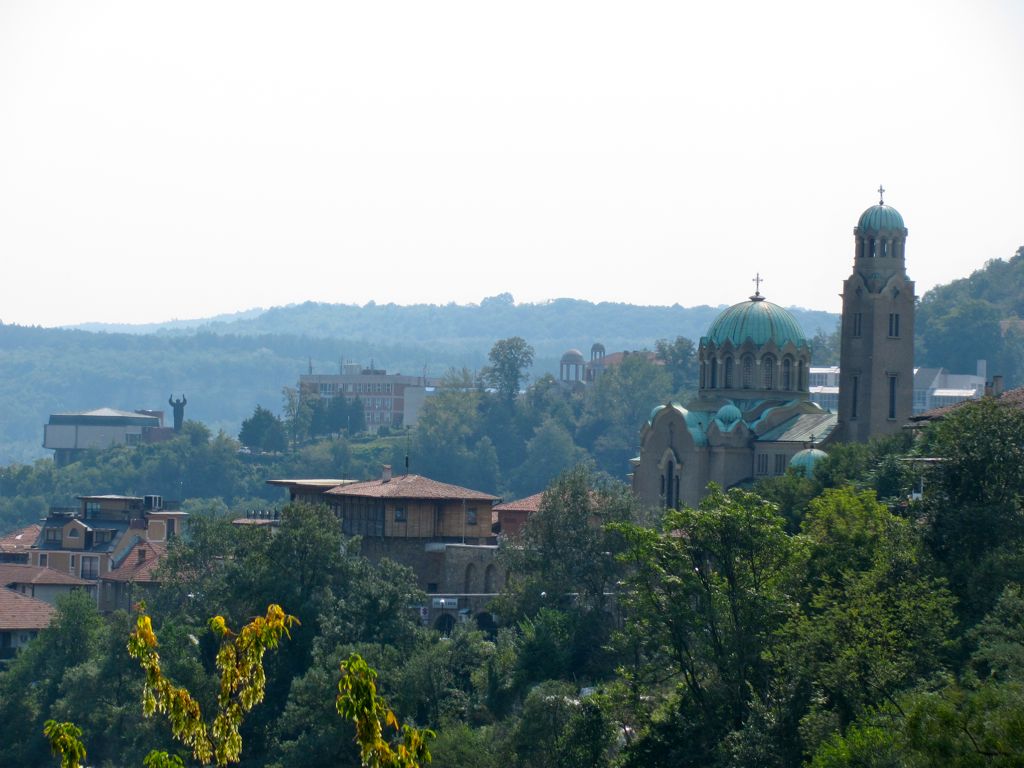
(103, 541, 167, 583)
(0, 563, 92, 587)
(0, 523, 41, 554)
(493, 492, 545, 514)
(324, 474, 499, 502)
(0, 588, 54, 630)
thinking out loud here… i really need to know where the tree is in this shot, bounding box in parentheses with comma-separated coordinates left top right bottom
(239, 405, 288, 452)
(918, 398, 1024, 625)
(654, 336, 698, 395)
(482, 337, 535, 401)
(613, 487, 802, 767)
(577, 353, 672, 476)
(510, 419, 586, 498)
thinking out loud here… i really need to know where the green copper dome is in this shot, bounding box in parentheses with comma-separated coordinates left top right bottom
(704, 296, 808, 349)
(789, 447, 828, 476)
(857, 204, 905, 232)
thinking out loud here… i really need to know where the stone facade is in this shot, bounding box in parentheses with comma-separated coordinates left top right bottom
(837, 193, 916, 442)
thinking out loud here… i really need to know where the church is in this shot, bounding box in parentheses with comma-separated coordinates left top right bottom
(632, 191, 915, 509)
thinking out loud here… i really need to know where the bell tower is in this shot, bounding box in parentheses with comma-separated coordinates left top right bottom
(837, 187, 915, 443)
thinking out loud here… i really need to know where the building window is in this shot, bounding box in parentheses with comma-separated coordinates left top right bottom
(852, 312, 862, 337)
(762, 356, 776, 389)
(756, 454, 768, 475)
(724, 357, 733, 388)
(889, 375, 897, 419)
(67, 528, 79, 538)
(851, 375, 859, 419)
(742, 356, 754, 389)
(39, 554, 47, 567)
(798, 360, 805, 391)
(466, 507, 478, 526)
(782, 358, 792, 390)
(45, 528, 60, 542)
(394, 506, 407, 522)
(888, 313, 900, 338)
(774, 454, 788, 475)
(710, 358, 718, 388)
(80, 557, 99, 580)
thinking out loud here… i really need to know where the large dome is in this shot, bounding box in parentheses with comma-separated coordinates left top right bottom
(857, 204, 905, 232)
(704, 296, 807, 349)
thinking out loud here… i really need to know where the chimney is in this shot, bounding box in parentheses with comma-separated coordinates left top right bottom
(993, 375, 1005, 397)
(381, 464, 392, 483)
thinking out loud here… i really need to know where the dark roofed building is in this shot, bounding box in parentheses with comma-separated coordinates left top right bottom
(493, 492, 545, 539)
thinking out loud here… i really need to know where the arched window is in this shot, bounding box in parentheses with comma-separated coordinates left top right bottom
(484, 564, 498, 593)
(742, 356, 754, 389)
(798, 360, 805, 391)
(710, 358, 718, 388)
(782, 357, 792, 390)
(464, 563, 477, 594)
(762, 355, 775, 389)
(700, 361, 707, 389)
(724, 357, 734, 388)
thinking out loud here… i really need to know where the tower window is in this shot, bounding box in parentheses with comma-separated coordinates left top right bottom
(852, 313, 862, 337)
(756, 454, 768, 475)
(889, 375, 897, 419)
(798, 360, 805, 391)
(710, 358, 718, 388)
(782, 358, 792, 390)
(851, 375, 859, 419)
(724, 357, 733, 388)
(888, 313, 900, 337)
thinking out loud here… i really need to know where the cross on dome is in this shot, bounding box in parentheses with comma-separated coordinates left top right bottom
(750, 273, 765, 301)
(878, 184, 885, 205)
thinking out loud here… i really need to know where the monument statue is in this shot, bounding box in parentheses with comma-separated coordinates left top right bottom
(168, 394, 187, 432)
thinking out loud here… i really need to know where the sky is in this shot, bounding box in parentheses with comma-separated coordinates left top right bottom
(0, 1, 1021, 327)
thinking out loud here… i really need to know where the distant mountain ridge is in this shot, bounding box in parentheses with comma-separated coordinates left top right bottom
(62, 296, 839, 358)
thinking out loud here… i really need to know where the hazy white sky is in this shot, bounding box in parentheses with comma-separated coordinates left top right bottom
(1, 1, 1021, 327)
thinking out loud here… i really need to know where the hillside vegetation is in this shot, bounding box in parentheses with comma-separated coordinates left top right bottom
(0, 298, 836, 463)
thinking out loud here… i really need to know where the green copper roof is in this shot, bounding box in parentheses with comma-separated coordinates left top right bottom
(857, 204, 905, 232)
(789, 447, 828, 476)
(704, 297, 808, 349)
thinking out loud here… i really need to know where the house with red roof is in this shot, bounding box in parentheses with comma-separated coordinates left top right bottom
(0, 588, 53, 664)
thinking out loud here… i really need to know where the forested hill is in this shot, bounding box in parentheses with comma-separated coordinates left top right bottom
(3, 299, 837, 465)
(917, 246, 1024, 380)
(72, 295, 839, 359)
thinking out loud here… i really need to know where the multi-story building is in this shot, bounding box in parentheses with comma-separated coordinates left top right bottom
(299, 363, 435, 432)
(268, 467, 501, 633)
(43, 407, 177, 466)
(28, 494, 186, 603)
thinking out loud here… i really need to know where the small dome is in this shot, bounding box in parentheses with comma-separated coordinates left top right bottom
(789, 448, 828, 476)
(857, 204, 905, 232)
(648, 403, 667, 424)
(716, 403, 742, 427)
(560, 349, 585, 364)
(704, 296, 807, 349)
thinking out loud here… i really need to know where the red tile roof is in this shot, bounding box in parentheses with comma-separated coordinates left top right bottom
(103, 541, 167, 583)
(324, 474, 499, 502)
(0, 523, 41, 554)
(493, 492, 545, 513)
(0, 588, 54, 630)
(0, 564, 91, 587)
